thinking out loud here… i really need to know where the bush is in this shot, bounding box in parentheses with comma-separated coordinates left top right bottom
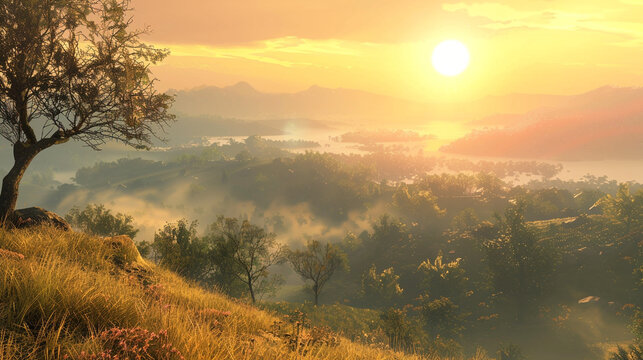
(75, 327, 183, 360)
(65, 204, 139, 238)
(497, 343, 525, 360)
(610, 345, 643, 360)
(379, 308, 423, 352)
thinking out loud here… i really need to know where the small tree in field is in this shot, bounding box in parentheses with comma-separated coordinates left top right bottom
(288, 240, 346, 305)
(208, 216, 285, 303)
(0, 0, 173, 223)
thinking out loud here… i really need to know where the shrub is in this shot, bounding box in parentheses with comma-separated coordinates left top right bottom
(379, 308, 422, 352)
(497, 343, 525, 360)
(74, 327, 183, 360)
(66, 204, 139, 238)
(610, 345, 643, 360)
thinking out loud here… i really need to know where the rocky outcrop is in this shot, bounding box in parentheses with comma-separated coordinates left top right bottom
(10, 207, 71, 231)
(102, 235, 144, 265)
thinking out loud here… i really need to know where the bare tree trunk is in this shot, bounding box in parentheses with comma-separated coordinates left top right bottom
(313, 283, 319, 306)
(249, 282, 256, 303)
(0, 143, 39, 225)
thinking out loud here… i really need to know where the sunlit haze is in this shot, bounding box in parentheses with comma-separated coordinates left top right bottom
(0, 2, 641, 359)
(134, 0, 643, 103)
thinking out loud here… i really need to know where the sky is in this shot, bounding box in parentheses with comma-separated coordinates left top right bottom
(133, 0, 643, 102)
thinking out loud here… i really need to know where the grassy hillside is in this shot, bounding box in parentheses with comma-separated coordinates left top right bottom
(0, 226, 432, 360)
(261, 302, 382, 342)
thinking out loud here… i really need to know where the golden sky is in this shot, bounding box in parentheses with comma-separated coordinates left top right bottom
(134, 0, 643, 102)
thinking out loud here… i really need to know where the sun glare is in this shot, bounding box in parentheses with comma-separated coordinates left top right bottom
(432, 40, 470, 77)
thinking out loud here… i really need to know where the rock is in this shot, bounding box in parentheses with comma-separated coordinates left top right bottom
(10, 207, 71, 231)
(102, 235, 144, 265)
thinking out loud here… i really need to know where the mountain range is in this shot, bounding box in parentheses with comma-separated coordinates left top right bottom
(169, 82, 561, 126)
(170, 83, 643, 161)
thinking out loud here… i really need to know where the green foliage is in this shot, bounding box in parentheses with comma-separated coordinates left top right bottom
(0, 0, 173, 220)
(379, 308, 423, 352)
(10, 145, 643, 359)
(74, 158, 168, 188)
(288, 240, 347, 305)
(602, 183, 643, 233)
(417, 253, 468, 302)
(416, 174, 479, 198)
(419, 296, 466, 341)
(206, 216, 286, 303)
(610, 345, 643, 360)
(633, 311, 643, 345)
(234, 149, 254, 162)
(360, 265, 404, 309)
(450, 208, 480, 232)
(513, 187, 578, 220)
(483, 202, 559, 321)
(497, 343, 525, 360)
(392, 183, 445, 228)
(65, 204, 139, 238)
(151, 219, 208, 281)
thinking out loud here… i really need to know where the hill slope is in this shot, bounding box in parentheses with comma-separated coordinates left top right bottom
(0, 226, 421, 360)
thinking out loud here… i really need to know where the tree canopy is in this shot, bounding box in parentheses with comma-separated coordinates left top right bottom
(288, 240, 347, 305)
(0, 0, 173, 222)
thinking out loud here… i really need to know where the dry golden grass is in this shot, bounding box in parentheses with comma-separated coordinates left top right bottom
(0, 226, 434, 360)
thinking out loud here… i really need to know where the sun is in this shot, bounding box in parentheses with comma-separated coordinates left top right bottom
(432, 40, 470, 77)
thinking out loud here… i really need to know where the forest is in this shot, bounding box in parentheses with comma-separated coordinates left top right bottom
(42, 137, 643, 359)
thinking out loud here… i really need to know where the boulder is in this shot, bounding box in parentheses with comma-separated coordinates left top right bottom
(102, 235, 144, 265)
(10, 207, 71, 231)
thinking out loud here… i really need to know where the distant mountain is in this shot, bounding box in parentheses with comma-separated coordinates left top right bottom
(170, 82, 429, 124)
(170, 83, 643, 161)
(443, 86, 643, 160)
(169, 82, 564, 127)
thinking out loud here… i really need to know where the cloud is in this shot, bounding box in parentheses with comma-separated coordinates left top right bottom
(153, 36, 363, 68)
(442, 3, 599, 30)
(442, 2, 643, 45)
(133, 0, 447, 45)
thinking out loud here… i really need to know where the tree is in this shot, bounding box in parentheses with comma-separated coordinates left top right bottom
(360, 264, 403, 308)
(0, 0, 173, 223)
(417, 253, 468, 303)
(483, 202, 559, 321)
(392, 184, 445, 230)
(288, 240, 347, 305)
(419, 296, 466, 340)
(602, 183, 643, 234)
(379, 308, 422, 352)
(65, 203, 138, 238)
(152, 219, 208, 281)
(207, 216, 285, 303)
